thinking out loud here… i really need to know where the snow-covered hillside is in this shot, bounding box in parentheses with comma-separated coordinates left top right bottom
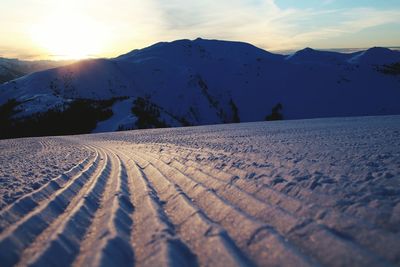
(0, 58, 73, 84)
(1, 38, 400, 136)
(0, 115, 399, 266)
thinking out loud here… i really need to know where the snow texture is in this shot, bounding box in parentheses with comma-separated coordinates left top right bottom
(0, 115, 399, 267)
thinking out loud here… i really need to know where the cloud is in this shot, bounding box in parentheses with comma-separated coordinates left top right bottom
(153, 0, 279, 29)
(138, 0, 297, 48)
(285, 8, 400, 48)
(1, 0, 400, 59)
(138, 0, 400, 50)
(322, 0, 335, 5)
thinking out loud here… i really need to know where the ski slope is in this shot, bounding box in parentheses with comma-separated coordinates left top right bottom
(0, 115, 399, 267)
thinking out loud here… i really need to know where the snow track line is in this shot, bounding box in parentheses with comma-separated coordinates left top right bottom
(96, 155, 135, 267)
(169, 159, 393, 267)
(125, 148, 315, 267)
(141, 143, 400, 265)
(117, 149, 253, 267)
(134, 148, 394, 267)
(161, 149, 400, 265)
(0, 147, 108, 267)
(164, 151, 400, 264)
(119, 151, 198, 267)
(21, 146, 111, 267)
(0, 146, 97, 233)
(134, 144, 341, 210)
(0, 147, 103, 267)
(162, 145, 391, 232)
(159, 146, 339, 208)
(72, 148, 134, 267)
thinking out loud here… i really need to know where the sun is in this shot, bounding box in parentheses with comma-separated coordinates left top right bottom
(30, 13, 106, 60)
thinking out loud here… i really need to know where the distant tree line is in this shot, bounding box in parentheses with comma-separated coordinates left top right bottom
(0, 98, 118, 139)
(131, 96, 168, 129)
(379, 62, 400, 75)
(0, 95, 287, 139)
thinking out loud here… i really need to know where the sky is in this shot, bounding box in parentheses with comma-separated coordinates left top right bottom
(1, 0, 400, 60)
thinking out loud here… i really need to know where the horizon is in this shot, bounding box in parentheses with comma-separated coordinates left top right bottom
(1, 39, 400, 62)
(1, 0, 400, 60)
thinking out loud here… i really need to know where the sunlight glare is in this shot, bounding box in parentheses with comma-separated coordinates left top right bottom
(30, 11, 107, 60)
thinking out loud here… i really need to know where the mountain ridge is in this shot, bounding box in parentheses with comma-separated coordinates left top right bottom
(0, 57, 75, 84)
(1, 38, 400, 138)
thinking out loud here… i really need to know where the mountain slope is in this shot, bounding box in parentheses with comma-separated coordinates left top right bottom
(1, 38, 400, 138)
(0, 58, 74, 84)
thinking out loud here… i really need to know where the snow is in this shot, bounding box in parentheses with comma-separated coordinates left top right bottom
(93, 98, 137, 133)
(0, 115, 399, 266)
(1, 39, 400, 132)
(0, 137, 92, 209)
(348, 47, 400, 65)
(0, 58, 74, 84)
(285, 47, 353, 65)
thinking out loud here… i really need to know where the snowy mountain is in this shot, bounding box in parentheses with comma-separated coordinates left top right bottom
(1, 38, 400, 138)
(0, 58, 73, 84)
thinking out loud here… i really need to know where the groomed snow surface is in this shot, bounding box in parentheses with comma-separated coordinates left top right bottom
(0, 115, 399, 267)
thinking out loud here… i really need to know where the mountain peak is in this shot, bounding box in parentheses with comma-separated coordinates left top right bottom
(115, 38, 282, 62)
(348, 47, 400, 65)
(302, 47, 315, 52)
(286, 47, 349, 64)
(365, 46, 392, 53)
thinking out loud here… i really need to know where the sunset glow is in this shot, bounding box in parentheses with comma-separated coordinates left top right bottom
(1, 0, 400, 60)
(31, 25, 96, 60)
(29, 9, 109, 60)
